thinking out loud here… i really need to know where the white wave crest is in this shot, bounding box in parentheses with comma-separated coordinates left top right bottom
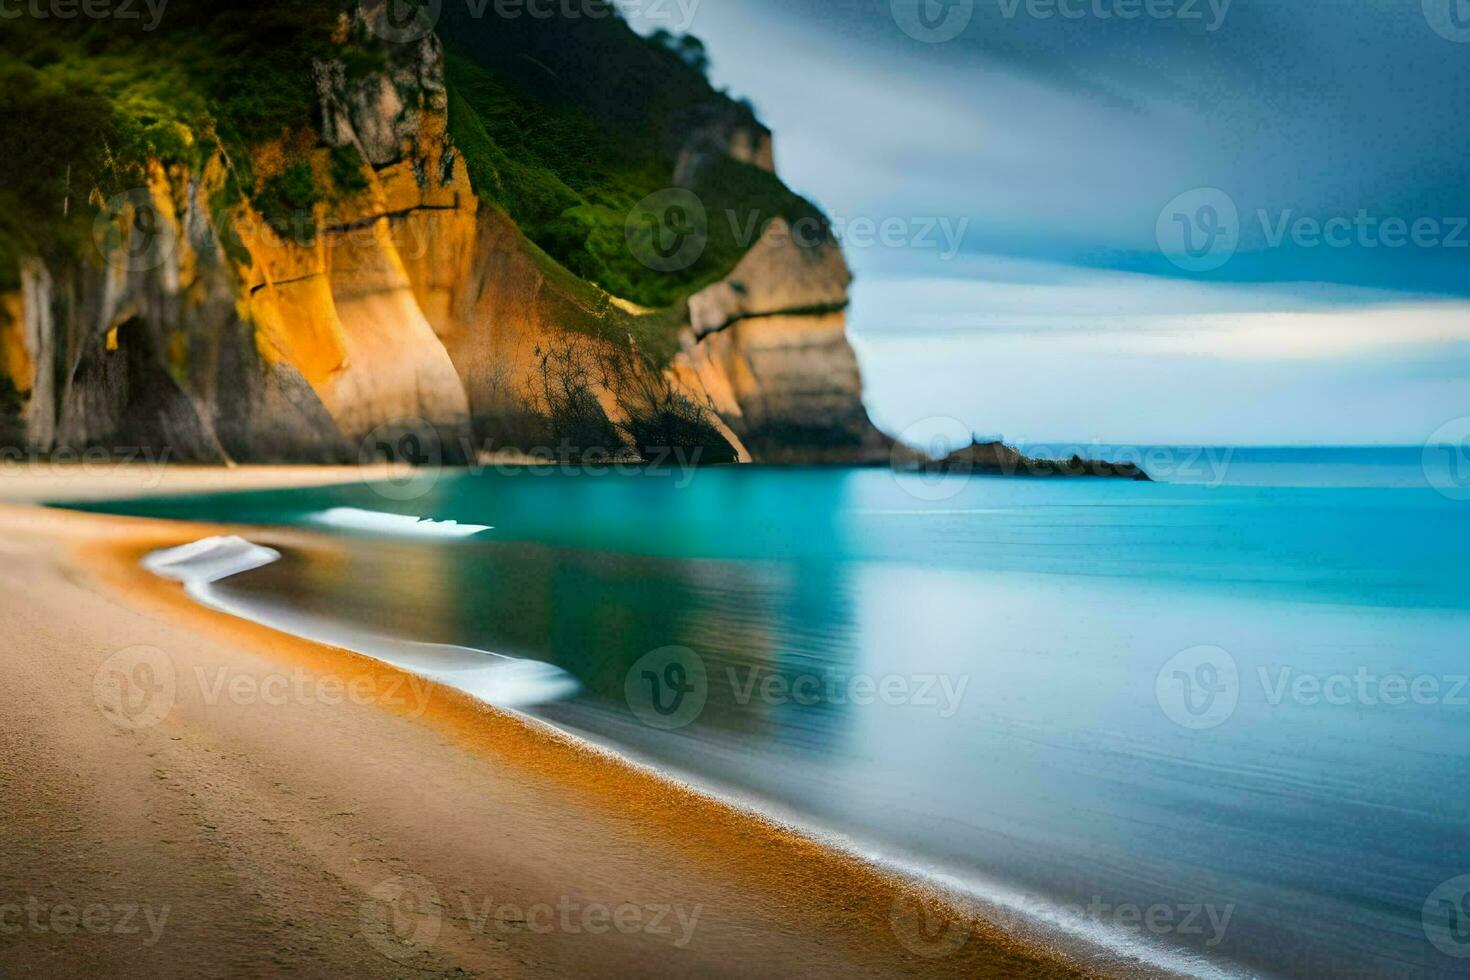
(309, 507, 492, 539)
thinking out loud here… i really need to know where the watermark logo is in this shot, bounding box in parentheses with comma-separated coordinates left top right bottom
(459, 892, 701, 945)
(1160, 652, 1469, 729)
(1258, 666, 1468, 708)
(194, 666, 435, 718)
(360, 874, 442, 962)
(1157, 188, 1239, 273)
(626, 188, 709, 273)
(624, 646, 708, 730)
(360, 0, 440, 43)
(727, 667, 969, 718)
(358, 418, 444, 502)
(1424, 875, 1470, 958)
(1423, 417, 1470, 501)
(0, 899, 171, 946)
(0, 445, 173, 486)
(0, 0, 168, 30)
(1423, 0, 1470, 42)
(1160, 194, 1468, 272)
(995, 0, 1231, 30)
(1155, 645, 1238, 730)
(891, 0, 975, 43)
(889, 882, 975, 958)
(92, 188, 178, 274)
(889, 416, 977, 502)
(94, 646, 176, 731)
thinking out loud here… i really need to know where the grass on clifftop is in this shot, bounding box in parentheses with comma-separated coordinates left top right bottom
(0, 4, 354, 289)
(442, 37, 827, 311)
(0, 0, 829, 331)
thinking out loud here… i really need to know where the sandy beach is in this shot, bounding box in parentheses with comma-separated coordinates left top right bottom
(0, 467, 1100, 978)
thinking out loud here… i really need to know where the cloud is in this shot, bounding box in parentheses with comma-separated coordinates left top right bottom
(620, 0, 1470, 442)
(634, 0, 1470, 294)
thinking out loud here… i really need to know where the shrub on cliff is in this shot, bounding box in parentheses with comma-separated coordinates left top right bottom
(528, 342, 627, 458)
(438, 9, 827, 311)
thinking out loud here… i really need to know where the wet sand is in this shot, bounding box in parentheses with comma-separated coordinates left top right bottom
(0, 467, 1105, 978)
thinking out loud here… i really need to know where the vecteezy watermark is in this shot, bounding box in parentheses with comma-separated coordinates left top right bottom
(1257, 667, 1470, 709)
(0, 445, 174, 485)
(357, 420, 707, 503)
(94, 647, 436, 730)
(1158, 188, 1470, 272)
(361, 0, 700, 44)
(727, 666, 970, 719)
(1156, 188, 1240, 273)
(93, 190, 445, 269)
(623, 647, 970, 730)
(456, 893, 701, 948)
(0, 0, 167, 30)
(360, 874, 442, 963)
(625, 646, 709, 730)
(1424, 875, 1470, 958)
(92, 188, 179, 274)
(216, 205, 440, 258)
(887, 416, 979, 503)
(359, 0, 440, 43)
(1422, 417, 1470, 501)
(626, 195, 970, 273)
(1070, 898, 1233, 948)
(476, 440, 703, 487)
(0, 899, 170, 946)
(735, 210, 970, 261)
(1256, 210, 1470, 251)
(886, 416, 1229, 501)
(1423, 0, 1470, 43)
(891, 0, 975, 43)
(892, 0, 1229, 43)
(360, 872, 701, 962)
(1019, 442, 1232, 485)
(889, 881, 978, 959)
(889, 881, 1234, 959)
(998, 0, 1230, 29)
(1156, 645, 1470, 730)
(358, 418, 446, 502)
(1155, 645, 1239, 730)
(94, 646, 177, 731)
(626, 188, 710, 273)
(194, 666, 434, 718)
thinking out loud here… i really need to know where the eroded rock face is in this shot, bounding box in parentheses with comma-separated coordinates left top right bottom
(671, 100, 775, 187)
(675, 312, 888, 464)
(0, 27, 475, 463)
(5, 160, 362, 463)
(0, 24, 888, 466)
(676, 218, 888, 463)
(316, 28, 446, 166)
(687, 218, 852, 340)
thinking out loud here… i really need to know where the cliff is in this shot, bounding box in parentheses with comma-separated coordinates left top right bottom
(0, 3, 889, 467)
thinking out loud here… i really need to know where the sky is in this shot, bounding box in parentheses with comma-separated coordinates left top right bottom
(623, 0, 1470, 445)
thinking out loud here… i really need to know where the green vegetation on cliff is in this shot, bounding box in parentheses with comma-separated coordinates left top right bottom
(0, 0, 829, 316)
(0, 2, 358, 286)
(438, 7, 828, 309)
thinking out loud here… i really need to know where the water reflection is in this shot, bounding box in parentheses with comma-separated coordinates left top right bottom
(77, 460, 1470, 978)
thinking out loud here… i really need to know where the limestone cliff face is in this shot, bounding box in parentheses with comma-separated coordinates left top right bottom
(675, 219, 887, 462)
(0, 25, 886, 466)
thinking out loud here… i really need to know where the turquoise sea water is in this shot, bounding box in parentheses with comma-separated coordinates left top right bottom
(70, 448, 1470, 978)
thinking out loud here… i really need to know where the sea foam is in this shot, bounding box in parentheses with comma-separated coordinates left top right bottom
(142, 536, 577, 710)
(308, 507, 492, 538)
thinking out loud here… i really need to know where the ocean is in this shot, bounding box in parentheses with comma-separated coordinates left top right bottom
(70, 447, 1470, 978)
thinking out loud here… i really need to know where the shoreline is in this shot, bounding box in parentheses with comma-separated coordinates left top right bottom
(135, 534, 1220, 980)
(0, 470, 1108, 978)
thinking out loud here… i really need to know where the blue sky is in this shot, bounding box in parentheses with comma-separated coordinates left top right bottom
(625, 0, 1470, 445)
